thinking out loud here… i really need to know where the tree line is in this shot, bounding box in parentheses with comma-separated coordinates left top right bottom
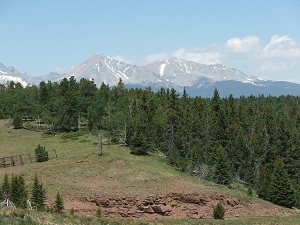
(1, 78, 300, 208)
(0, 173, 63, 213)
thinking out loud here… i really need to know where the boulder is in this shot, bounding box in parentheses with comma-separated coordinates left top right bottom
(152, 204, 172, 214)
(143, 205, 154, 214)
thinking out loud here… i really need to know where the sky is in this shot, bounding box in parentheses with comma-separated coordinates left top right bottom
(1, 0, 300, 83)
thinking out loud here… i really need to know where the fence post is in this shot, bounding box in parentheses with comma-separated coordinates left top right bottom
(11, 157, 15, 166)
(2, 158, 5, 168)
(19, 155, 23, 165)
(29, 154, 32, 163)
(54, 150, 58, 159)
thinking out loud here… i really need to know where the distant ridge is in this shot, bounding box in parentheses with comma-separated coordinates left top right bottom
(1, 53, 300, 97)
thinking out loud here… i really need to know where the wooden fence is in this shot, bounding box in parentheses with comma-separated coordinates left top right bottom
(0, 151, 57, 168)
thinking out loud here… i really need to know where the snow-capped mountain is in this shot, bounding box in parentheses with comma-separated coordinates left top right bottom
(61, 54, 265, 91)
(0, 62, 29, 87)
(1, 53, 300, 97)
(59, 53, 138, 86)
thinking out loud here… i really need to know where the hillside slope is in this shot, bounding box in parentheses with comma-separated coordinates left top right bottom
(0, 120, 296, 220)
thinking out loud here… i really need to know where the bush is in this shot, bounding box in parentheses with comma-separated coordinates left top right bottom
(35, 145, 49, 162)
(54, 192, 64, 213)
(247, 186, 253, 196)
(213, 202, 225, 219)
(96, 208, 102, 218)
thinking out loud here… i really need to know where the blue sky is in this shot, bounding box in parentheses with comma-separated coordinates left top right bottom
(1, 0, 300, 82)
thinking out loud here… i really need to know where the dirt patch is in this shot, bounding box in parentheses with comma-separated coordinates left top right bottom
(110, 160, 125, 167)
(63, 192, 294, 220)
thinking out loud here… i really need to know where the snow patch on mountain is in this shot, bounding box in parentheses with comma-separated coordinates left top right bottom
(0, 75, 27, 86)
(159, 63, 166, 76)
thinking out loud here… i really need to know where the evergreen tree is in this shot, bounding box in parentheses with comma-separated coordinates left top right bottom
(54, 191, 64, 213)
(35, 144, 49, 162)
(0, 174, 11, 200)
(31, 174, 47, 211)
(213, 202, 225, 219)
(269, 159, 296, 208)
(12, 113, 23, 129)
(129, 121, 150, 155)
(10, 175, 27, 208)
(96, 207, 102, 218)
(213, 146, 232, 185)
(256, 166, 272, 201)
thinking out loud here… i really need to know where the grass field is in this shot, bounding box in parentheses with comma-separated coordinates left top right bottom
(0, 119, 299, 224)
(0, 209, 300, 225)
(0, 119, 214, 198)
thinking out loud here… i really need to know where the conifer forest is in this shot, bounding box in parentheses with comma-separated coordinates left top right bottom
(1, 77, 300, 208)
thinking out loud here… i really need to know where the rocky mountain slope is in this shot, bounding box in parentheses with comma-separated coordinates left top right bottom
(1, 53, 300, 97)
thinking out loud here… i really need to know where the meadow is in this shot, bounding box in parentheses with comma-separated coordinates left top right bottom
(0, 119, 299, 224)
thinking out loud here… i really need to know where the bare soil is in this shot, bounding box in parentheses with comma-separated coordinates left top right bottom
(63, 192, 294, 220)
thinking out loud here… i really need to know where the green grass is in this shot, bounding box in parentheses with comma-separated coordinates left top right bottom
(0, 119, 299, 224)
(0, 119, 213, 198)
(0, 209, 300, 225)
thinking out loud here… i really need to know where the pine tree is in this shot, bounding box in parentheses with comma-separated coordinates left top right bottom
(96, 207, 102, 218)
(12, 113, 23, 129)
(10, 175, 27, 208)
(31, 174, 47, 211)
(269, 159, 296, 208)
(129, 121, 150, 155)
(213, 146, 232, 185)
(54, 191, 64, 213)
(35, 144, 49, 162)
(213, 202, 225, 219)
(0, 174, 11, 200)
(256, 166, 272, 201)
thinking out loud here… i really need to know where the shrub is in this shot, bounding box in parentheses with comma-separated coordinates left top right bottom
(70, 208, 75, 216)
(35, 145, 48, 162)
(213, 202, 225, 219)
(54, 192, 64, 213)
(96, 208, 102, 218)
(247, 186, 253, 196)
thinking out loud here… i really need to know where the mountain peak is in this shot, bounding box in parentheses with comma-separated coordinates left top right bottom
(1, 54, 299, 97)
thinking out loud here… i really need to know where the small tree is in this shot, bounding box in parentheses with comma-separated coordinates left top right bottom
(70, 208, 75, 216)
(31, 174, 47, 211)
(269, 159, 296, 208)
(213, 146, 232, 185)
(35, 145, 49, 162)
(54, 191, 64, 213)
(247, 186, 253, 196)
(12, 113, 23, 129)
(96, 207, 102, 218)
(213, 202, 225, 219)
(129, 124, 149, 156)
(10, 175, 28, 208)
(0, 174, 11, 200)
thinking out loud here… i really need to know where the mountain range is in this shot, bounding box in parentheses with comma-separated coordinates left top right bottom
(1, 53, 300, 97)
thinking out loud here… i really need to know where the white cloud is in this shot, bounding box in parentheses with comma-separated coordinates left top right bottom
(226, 36, 260, 53)
(142, 47, 222, 65)
(143, 53, 170, 64)
(54, 65, 75, 74)
(112, 55, 134, 64)
(256, 60, 296, 72)
(139, 35, 300, 75)
(262, 35, 300, 58)
(172, 47, 222, 65)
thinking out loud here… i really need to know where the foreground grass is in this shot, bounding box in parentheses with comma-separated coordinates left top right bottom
(0, 209, 300, 225)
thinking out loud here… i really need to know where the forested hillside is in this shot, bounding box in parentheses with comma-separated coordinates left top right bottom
(0, 77, 299, 208)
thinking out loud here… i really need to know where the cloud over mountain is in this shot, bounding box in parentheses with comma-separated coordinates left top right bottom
(141, 35, 300, 76)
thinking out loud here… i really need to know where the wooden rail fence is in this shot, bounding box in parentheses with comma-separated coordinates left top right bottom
(0, 151, 57, 168)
